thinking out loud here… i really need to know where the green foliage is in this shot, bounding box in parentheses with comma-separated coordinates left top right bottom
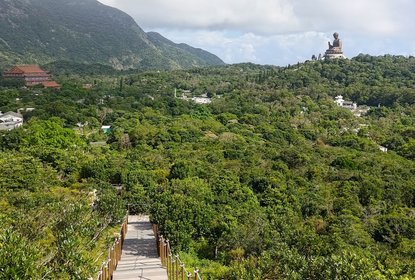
(0, 77, 25, 88)
(20, 118, 86, 149)
(2, 56, 415, 279)
(0, 152, 59, 192)
(152, 177, 215, 250)
(95, 184, 126, 226)
(0, 228, 44, 279)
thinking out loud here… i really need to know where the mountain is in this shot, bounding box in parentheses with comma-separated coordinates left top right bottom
(0, 0, 225, 70)
(147, 32, 224, 69)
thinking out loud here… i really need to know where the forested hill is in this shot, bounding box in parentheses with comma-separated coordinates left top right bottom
(2, 55, 415, 279)
(261, 54, 415, 107)
(0, 0, 225, 70)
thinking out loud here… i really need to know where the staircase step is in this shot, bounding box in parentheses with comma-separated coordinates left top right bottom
(112, 215, 167, 280)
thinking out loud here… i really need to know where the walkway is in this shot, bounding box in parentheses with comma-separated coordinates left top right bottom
(113, 215, 167, 280)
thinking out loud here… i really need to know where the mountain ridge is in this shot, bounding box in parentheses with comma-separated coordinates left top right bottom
(0, 0, 225, 70)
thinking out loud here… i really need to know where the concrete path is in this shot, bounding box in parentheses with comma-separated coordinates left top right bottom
(113, 215, 167, 280)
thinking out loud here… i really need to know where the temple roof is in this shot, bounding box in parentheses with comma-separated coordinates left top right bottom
(5, 65, 49, 75)
(42, 81, 60, 88)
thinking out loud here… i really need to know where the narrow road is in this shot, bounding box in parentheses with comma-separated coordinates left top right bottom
(112, 215, 167, 280)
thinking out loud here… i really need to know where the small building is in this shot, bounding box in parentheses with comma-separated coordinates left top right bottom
(191, 97, 212, 104)
(379, 146, 388, 153)
(175, 89, 212, 104)
(335, 95, 357, 110)
(0, 111, 23, 131)
(17, 107, 35, 114)
(341, 100, 357, 110)
(353, 106, 370, 117)
(3, 65, 59, 88)
(101, 125, 112, 133)
(41, 80, 61, 89)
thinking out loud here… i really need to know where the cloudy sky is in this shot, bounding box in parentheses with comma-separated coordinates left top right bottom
(98, 0, 415, 66)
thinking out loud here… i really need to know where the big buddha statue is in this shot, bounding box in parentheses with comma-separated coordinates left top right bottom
(325, 32, 345, 59)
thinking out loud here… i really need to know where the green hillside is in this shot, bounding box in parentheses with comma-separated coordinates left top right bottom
(1, 56, 415, 279)
(0, 0, 225, 70)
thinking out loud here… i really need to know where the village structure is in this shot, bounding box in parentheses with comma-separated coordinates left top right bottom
(0, 111, 23, 131)
(0, 65, 60, 130)
(334, 95, 357, 110)
(174, 89, 212, 104)
(3, 64, 60, 89)
(334, 95, 370, 117)
(334, 95, 387, 152)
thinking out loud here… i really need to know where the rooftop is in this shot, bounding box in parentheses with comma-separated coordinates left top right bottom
(5, 65, 48, 74)
(1, 111, 23, 118)
(42, 81, 60, 88)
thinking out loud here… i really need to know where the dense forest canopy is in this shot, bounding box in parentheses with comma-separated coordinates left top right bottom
(1, 55, 415, 279)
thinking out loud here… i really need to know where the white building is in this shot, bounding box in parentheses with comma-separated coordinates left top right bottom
(0, 111, 23, 130)
(175, 89, 212, 104)
(101, 125, 111, 133)
(379, 146, 388, 153)
(334, 95, 357, 110)
(191, 97, 212, 104)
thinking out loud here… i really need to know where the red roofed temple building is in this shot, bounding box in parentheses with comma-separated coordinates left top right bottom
(3, 65, 60, 88)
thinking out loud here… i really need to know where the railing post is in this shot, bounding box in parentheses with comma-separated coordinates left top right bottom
(181, 263, 185, 280)
(167, 242, 170, 263)
(104, 263, 108, 280)
(112, 245, 115, 274)
(159, 237, 163, 264)
(115, 241, 118, 265)
(107, 262, 110, 280)
(167, 240, 171, 277)
(172, 256, 175, 280)
(110, 247, 113, 275)
(176, 255, 179, 280)
(160, 239, 163, 264)
(166, 247, 169, 276)
(118, 239, 122, 261)
(171, 256, 173, 280)
(102, 262, 106, 280)
(164, 243, 168, 267)
(168, 256, 171, 279)
(163, 239, 166, 266)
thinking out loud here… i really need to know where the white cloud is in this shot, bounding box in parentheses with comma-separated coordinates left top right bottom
(99, 0, 413, 35)
(153, 29, 331, 65)
(99, 0, 302, 34)
(292, 0, 409, 36)
(98, 0, 415, 65)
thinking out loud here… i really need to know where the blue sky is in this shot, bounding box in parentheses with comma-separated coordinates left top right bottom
(98, 0, 415, 66)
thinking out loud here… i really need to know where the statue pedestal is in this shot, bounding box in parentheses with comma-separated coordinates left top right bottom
(324, 49, 345, 59)
(325, 53, 345, 59)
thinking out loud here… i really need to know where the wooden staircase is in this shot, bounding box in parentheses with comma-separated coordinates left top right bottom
(112, 215, 167, 280)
